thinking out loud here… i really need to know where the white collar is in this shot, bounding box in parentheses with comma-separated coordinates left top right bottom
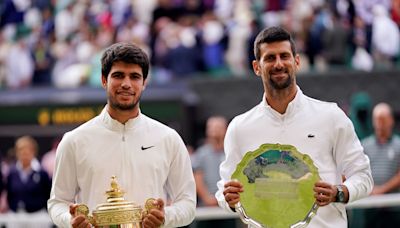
(261, 86, 304, 120)
(16, 158, 41, 173)
(100, 106, 143, 132)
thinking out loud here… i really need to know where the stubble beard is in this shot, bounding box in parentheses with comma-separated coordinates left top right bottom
(109, 95, 140, 111)
(269, 73, 292, 90)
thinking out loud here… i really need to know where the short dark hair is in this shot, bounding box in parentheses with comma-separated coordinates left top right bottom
(101, 42, 150, 80)
(253, 26, 296, 60)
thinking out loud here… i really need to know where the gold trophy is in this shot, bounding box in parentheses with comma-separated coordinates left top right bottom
(75, 176, 158, 228)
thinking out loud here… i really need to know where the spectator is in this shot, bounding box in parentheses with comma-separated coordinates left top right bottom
(200, 13, 226, 75)
(371, 4, 400, 68)
(0, 0, 29, 28)
(165, 22, 202, 78)
(392, 0, 400, 27)
(31, 39, 54, 86)
(224, 0, 252, 77)
(192, 116, 228, 207)
(54, 1, 78, 42)
(349, 92, 373, 140)
(5, 24, 34, 89)
(6, 136, 51, 213)
(322, 11, 350, 67)
(362, 102, 400, 227)
(303, 5, 331, 70)
(354, 0, 391, 53)
(192, 115, 236, 227)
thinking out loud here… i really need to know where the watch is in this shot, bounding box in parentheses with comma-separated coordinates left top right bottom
(335, 185, 345, 203)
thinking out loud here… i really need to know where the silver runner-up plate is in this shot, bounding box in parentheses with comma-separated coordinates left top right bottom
(231, 143, 320, 228)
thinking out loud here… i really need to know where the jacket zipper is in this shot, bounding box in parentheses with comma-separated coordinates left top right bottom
(122, 124, 126, 141)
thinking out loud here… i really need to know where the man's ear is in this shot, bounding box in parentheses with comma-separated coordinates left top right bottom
(294, 54, 301, 71)
(142, 78, 147, 90)
(101, 76, 107, 89)
(252, 60, 261, 76)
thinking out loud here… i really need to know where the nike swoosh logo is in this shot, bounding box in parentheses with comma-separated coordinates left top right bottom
(307, 134, 315, 138)
(141, 146, 154, 150)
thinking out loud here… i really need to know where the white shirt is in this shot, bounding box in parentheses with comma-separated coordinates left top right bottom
(372, 5, 400, 57)
(216, 88, 373, 228)
(5, 43, 34, 88)
(48, 107, 196, 228)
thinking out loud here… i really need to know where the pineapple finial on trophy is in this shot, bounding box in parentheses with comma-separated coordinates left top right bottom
(106, 175, 125, 201)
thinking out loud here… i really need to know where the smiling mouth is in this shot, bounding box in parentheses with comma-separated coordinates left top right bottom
(271, 72, 288, 78)
(117, 92, 134, 96)
(271, 68, 287, 73)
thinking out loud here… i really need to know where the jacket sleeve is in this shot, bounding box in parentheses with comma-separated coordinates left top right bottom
(215, 120, 241, 213)
(332, 105, 373, 203)
(163, 131, 196, 227)
(47, 133, 77, 228)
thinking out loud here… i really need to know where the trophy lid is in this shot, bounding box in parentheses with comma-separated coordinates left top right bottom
(92, 176, 142, 226)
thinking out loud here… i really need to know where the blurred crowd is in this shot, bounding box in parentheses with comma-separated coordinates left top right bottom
(0, 135, 52, 214)
(0, 0, 400, 89)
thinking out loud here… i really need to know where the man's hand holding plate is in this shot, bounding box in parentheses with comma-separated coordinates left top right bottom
(223, 180, 244, 209)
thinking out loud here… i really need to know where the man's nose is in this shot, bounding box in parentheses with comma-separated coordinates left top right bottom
(121, 77, 131, 88)
(274, 56, 284, 69)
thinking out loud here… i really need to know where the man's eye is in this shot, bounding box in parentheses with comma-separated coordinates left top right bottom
(267, 56, 275, 61)
(131, 75, 142, 80)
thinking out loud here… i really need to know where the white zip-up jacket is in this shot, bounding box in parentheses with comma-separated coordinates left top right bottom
(216, 88, 373, 228)
(48, 107, 196, 228)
